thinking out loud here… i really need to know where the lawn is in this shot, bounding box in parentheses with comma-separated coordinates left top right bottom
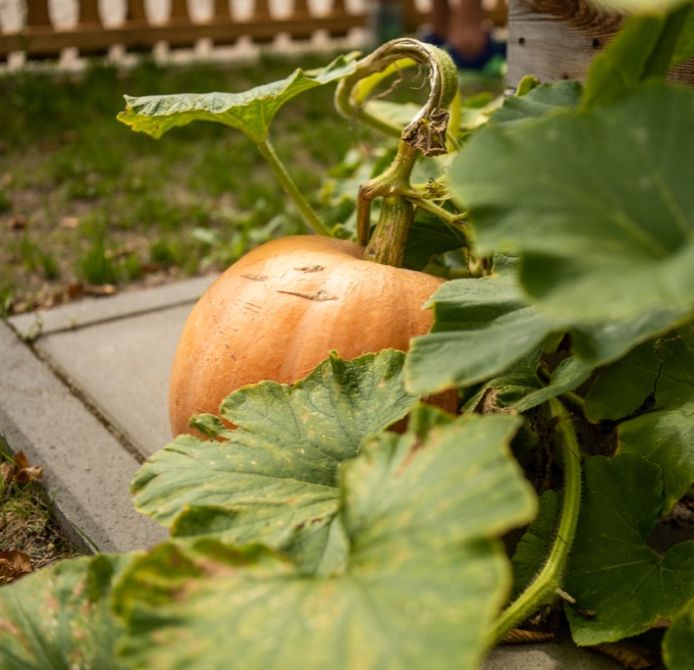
(0, 53, 378, 316)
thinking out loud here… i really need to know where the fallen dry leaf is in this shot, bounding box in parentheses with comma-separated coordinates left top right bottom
(0, 550, 33, 584)
(8, 215, 26, 231)
(84, 283, 117, 296)
(8, 452, 43, 484)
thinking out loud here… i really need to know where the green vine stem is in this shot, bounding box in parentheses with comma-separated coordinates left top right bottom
(489, 397, 583, 643)
(257, 138, 331, 237)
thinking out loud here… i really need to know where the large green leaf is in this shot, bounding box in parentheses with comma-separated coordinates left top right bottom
(618, 333, 694, 508)
(132, 351, 417, 568)
(405, 273, 557, 395)
(450, 83, 694, 325)
(565, 453, 694, 645)
(0, 555, 129, 669)
(117, 54, 357, 144)
(663, 601, 694, 670)
(115, 414, 536, 670)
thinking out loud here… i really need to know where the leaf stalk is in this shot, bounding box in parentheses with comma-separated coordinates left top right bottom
(257, 139, 331, 237)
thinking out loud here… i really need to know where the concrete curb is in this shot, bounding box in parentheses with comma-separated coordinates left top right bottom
(10, 274, 217, 339)
(0, 320, 166, 552)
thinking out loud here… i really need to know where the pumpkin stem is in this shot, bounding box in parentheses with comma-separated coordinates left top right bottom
(364, 196, 414, 267)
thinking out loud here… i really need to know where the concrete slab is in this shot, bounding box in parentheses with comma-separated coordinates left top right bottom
(0, 320, 166, 552)
(10, 274, 216, 338)
(484, 643, 620, 670)
(36, 303, 191, 458)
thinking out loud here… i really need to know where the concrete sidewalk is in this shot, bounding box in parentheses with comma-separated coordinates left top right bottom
(1, 275, 217, 551)
(0, 278, 620, 670)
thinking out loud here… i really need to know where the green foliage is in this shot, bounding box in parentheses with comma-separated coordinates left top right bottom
(116, 414, 534, 670)
(0, 554, 130, 669)
(664, 602, 694, 670)
(4, 2, 694, 667)
(118, 54, 358, 144)
(132, 351, 418, 570)
(618, 332, 694, 509)
(565, 454, 694, 645)
(406, 271, 557, 396)
(450, 83, 694, 325)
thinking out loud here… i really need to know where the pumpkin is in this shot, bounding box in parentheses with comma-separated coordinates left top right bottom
(169, 234, 455, 436)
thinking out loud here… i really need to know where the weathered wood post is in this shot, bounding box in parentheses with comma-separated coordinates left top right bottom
(506, 0, 694, 87)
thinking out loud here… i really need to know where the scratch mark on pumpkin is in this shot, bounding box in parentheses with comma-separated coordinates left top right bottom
(241, 273, 268, 281)
(294, 265, 324, 273)
(276, 289, 338, 301)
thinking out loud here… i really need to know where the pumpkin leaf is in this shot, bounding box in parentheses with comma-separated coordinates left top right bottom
(451, 83, 694, 326)
(585, 342, 661, 422)
(115, 414, 536, 670)
(117, 53, 358, 144)
(571, 306, 690, 366)
(513, 356, 593, 413)
(0, 554, 130, 669)
(491, 80, 582, 126)
(131, 350, 417, 570)
(618, 332, 694, 509)
(663, 600, 694, 670)
(403, 210, 469, 270)
(565, 453, 694, 645)
(405, 273, 558, 396)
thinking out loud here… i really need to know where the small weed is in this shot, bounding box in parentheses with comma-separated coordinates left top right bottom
(0, 189, 11, 212)
(77, 241, 119, 285)
(17, 236, 60, 280)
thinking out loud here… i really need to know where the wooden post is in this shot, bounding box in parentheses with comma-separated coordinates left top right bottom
(25, 1, 52, 28)
(212, 0, 232, 20)
(507, 0, 694, 87)
(125, 0, 149, 23)
(78, 1, 103, 26)
(170, 0, 192, 23)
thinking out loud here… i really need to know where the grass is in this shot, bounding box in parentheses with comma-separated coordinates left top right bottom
(0, 53, 379, 316)
(0, 439, 78, 583)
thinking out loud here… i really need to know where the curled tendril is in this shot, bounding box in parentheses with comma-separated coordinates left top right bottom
(335, 38, 458, 157)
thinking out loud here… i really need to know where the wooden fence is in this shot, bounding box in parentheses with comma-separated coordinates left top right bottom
(1, 1, 508, 61)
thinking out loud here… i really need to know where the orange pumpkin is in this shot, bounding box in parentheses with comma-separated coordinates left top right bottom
(169, 235, 454, 436)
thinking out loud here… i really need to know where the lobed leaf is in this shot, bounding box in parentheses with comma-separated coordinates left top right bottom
(115, 414, 536, 670)
(405, 272, 557, 396)
(132, 350, 418, 570)
(618, 332, 694, 508)
(118, 54, 358, 144)
(565, 454, 694, 645)
(450, 83, 694, 326)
